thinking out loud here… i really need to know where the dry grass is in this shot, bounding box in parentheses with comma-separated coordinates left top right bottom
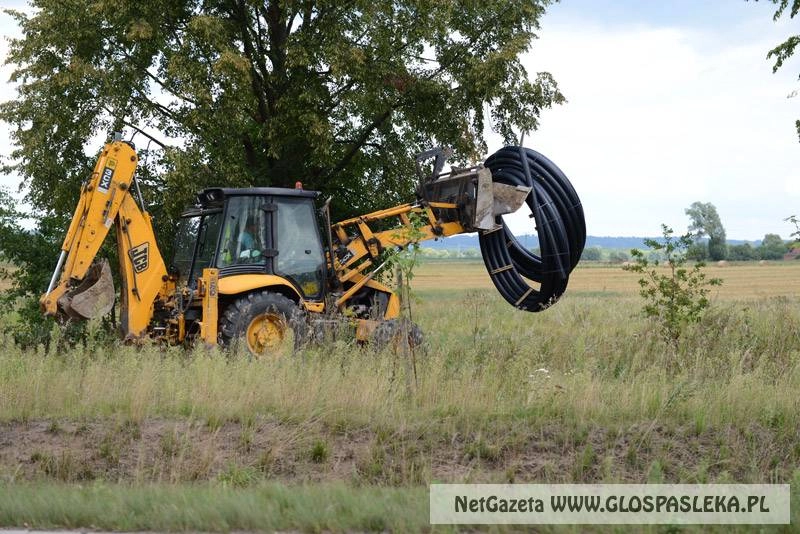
(414, 259, 800, 300)
(1, 267, 799, 436)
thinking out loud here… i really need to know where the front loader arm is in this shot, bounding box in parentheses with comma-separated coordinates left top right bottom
(40, 139, 168, 339)
(328, 164, 531, 319)
(330, 201, 467, 318)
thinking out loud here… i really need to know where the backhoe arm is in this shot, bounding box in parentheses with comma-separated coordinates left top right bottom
(40, 140, 168, 338)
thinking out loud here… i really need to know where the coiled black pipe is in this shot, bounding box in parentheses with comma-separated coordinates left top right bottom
(479, 146, 585, 311)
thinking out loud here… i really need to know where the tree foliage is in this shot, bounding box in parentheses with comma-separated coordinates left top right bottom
(1, 0, 564, 223)
(760, 233, 789, 259)
(760, 0, 800, 140)
(580, 246, 602, 261)
(787, 215, 800, 242)
(0, 189, 85, 346)
(685, 201, 727, 261)
(727, 243, 758, 261)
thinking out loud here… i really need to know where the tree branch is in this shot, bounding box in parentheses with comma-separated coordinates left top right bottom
(119, 49, 200, 107)
(232, 0, 270, 123)
(325, 107, 395, 178)
(101, 106, 168, 148)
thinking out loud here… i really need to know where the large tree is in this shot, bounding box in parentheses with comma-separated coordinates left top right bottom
(0, 1, 564, 343)
(1, 0, 564, 224)
(685, 201, 727, 261)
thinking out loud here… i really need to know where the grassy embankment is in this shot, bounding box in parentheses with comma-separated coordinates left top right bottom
(0, 261, 799, 531)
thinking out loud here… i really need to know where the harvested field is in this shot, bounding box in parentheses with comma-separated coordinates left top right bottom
(413, 259, 800, 300)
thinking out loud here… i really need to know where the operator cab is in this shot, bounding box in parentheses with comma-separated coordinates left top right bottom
(172, 187, 326, 299)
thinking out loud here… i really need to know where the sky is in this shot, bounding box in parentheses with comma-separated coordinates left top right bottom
(495, 0, 800, 240)
(1, 0, 799, 240)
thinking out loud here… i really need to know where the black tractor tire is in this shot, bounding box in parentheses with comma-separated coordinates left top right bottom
(220, 291, 306, 358)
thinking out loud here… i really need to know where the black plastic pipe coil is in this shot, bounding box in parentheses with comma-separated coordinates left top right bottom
(479, 146, 586, 311)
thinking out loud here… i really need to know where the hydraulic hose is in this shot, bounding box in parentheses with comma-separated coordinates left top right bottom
(479, 146, 585, 311)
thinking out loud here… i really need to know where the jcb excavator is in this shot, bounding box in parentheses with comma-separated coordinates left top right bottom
(41, 135, 585, 356)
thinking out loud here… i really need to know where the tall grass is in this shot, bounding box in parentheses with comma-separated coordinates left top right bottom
(1, 292, 798, 434)
(0, 482, 427, 532)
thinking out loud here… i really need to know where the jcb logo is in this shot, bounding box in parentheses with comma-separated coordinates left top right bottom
(129, 242, 149, 274)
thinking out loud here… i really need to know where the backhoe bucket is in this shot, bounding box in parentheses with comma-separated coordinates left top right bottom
(57, 259, 115, 320)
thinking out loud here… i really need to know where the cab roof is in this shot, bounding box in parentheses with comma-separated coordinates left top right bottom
(181, 187, 320, 217)
(197, 187, 319, 205)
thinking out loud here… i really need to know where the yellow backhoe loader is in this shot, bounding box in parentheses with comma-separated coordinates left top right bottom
(41, 135, 585, 356)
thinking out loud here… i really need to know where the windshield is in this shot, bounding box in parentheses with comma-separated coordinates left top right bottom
(216, 196, 268, 268)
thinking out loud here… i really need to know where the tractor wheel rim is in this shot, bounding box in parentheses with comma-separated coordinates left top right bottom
(246, 313, 287, 356)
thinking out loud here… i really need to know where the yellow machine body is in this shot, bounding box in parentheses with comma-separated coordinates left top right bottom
(41, 139, 517, 355)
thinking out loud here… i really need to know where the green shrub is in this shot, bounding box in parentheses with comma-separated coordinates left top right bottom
(623, 225, 722, 345)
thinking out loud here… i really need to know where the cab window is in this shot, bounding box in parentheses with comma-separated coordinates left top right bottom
(217, 196, 268, 267)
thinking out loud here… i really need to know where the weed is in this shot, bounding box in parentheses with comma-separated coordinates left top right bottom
(160, 431, 180, 458)
(217, 462, 260, 488)
(98, 434, 121, 465)
(310, 439, 329, 464)
(238, 425, 254, 453)
(119, 419, 142, 440)
(256, 448, 274, 474)
(504, 464, 519, 483)
(205, 414, 223, 431)
(357, 443, 387, 483)
(32, 450, 93, 482)
(572, 444, 596, 481)
(29, 451, 48, 464)
(464, 438, 500, 463)
(647, 459, 665, 483)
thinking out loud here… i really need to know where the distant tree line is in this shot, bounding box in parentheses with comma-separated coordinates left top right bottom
(727, 234, 796, 260)
(418, 239, 798, 263)
(417, 199, 799, 263)
(682, 201, 798, 262)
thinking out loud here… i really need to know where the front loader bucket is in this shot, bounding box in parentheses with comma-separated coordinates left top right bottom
(57, 260, 115, 320)
(474, 170, 532, 230)
(419, 165, 531, 231)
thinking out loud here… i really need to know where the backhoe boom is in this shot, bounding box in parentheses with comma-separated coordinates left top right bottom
(40, 140, 168, 338)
